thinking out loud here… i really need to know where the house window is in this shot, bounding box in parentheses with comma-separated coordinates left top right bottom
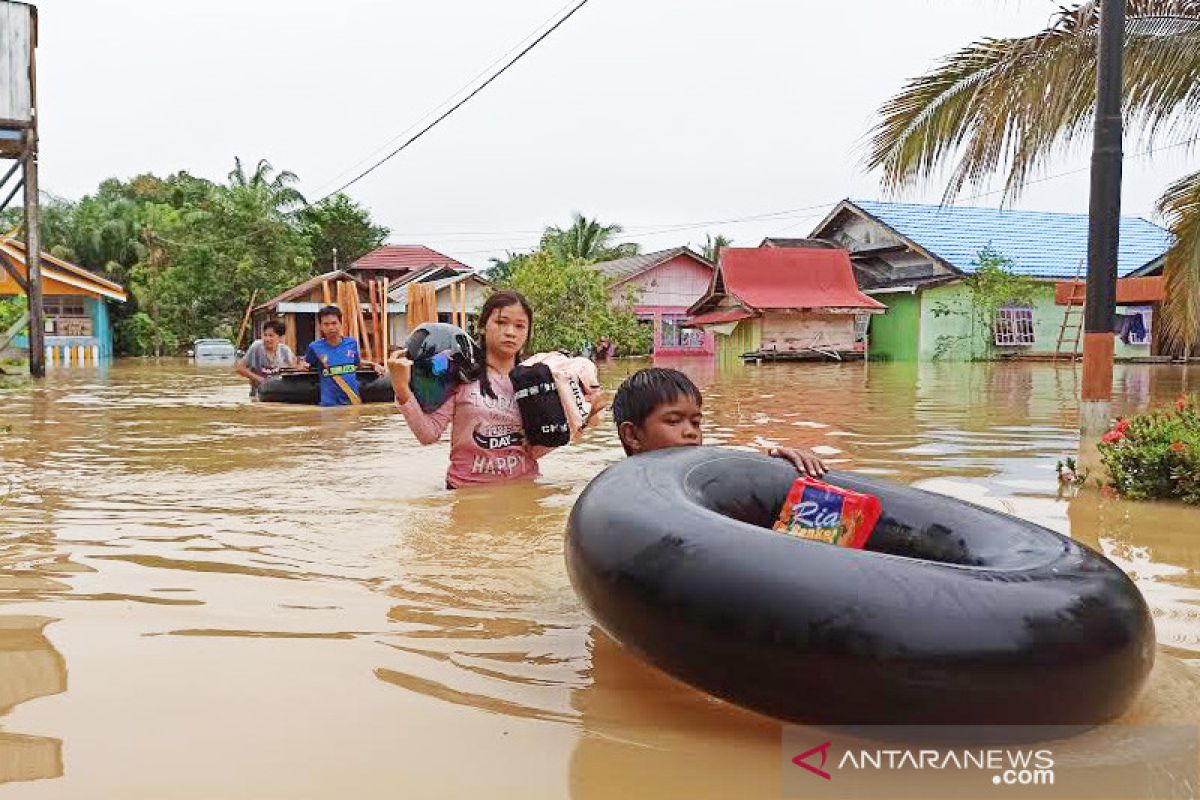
(994, 307, 1035, 346)
(661, 317, 705, 348)
(43, 296, 87, 317)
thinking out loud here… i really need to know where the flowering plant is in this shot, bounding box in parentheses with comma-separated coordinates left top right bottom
(1097, 395, 1200, 504)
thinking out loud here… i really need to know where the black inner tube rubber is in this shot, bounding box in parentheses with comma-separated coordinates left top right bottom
(257, 371, 395, 404)
(565, 446, 1155, 726)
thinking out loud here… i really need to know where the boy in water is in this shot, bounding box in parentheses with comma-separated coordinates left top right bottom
(612, 367, 826, 476)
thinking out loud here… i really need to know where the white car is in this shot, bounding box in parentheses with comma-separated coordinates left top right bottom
(191, 338, 238, 361)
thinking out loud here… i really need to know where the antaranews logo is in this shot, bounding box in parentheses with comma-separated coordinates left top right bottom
(790, 739, 1055, 787)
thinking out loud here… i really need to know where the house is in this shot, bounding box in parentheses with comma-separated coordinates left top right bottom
(593, 247, 717, 356)
(386, 266, 491, 346)
(807, 199, 1175, 361)
(687, 247, 885, 362)
(0, 235, 127, 363)
(348, 245, 469, 285)
(251, 270, 374, 356)
(251, 263, 491, 357)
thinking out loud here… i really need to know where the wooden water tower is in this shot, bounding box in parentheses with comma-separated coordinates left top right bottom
(0, 1, 42, 375)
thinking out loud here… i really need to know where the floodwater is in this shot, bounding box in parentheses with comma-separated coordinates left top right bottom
(0, 358, 1198, 799)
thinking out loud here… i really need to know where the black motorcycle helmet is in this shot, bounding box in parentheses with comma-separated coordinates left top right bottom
(403, 322, 483, 411)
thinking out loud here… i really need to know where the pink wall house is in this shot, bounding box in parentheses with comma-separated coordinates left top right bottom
(597, 247, 717, 356)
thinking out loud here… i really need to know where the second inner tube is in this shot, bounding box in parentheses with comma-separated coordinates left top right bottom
(565, 446, 1155, 725)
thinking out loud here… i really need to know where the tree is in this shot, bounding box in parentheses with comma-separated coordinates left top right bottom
(541, 212, 639, 263)
(300, 193, 389, 272)
(501, 250, 651, 355)
(700, 233, 732, 263)
(227, 158, 307, 211)
(865, 1, 1200, 354)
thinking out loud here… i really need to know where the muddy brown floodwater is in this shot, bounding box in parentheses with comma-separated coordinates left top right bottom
(0, 358, 1198, 798)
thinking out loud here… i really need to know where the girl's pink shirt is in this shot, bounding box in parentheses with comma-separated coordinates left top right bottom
(397, 370, 553, 488)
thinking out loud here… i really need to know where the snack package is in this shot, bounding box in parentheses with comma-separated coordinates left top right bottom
(773, 477, 881, 549)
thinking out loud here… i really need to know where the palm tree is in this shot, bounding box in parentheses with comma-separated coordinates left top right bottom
(228, 157, 307, 212)
(865, 0, 1200, 354)
(541, 213, 639, 263)
(700, 233, 732, 263)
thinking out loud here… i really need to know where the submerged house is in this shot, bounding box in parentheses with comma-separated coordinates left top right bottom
(0, 236, 127, 363)
(687, 246, 885, 362)
(348, 244, 469, 284)
(251, 262, 490, 356)
(386, 265, 491, 346)
(808, 200, 1174, 361)
(593, 246, 717, 356)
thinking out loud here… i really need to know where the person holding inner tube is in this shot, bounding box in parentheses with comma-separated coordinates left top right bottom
(612, 367, 827, 476)
(388, 290, 563, 489)
(294, 305, 384, 407)
(235, 319, 297, 398)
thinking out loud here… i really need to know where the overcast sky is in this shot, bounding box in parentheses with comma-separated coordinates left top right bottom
(28, 0, 1197, 268)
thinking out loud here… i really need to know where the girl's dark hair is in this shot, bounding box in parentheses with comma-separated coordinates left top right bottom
(612, 368, 702, 429)
(475, 290, 533, 399)
(263, 319, 286, 336)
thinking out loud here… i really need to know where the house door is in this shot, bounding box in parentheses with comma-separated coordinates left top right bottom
(294, 313, 316, 353)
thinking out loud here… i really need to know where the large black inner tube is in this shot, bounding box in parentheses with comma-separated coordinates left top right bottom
(257, 371, 395, 404)
(565, 446, 1155, 725)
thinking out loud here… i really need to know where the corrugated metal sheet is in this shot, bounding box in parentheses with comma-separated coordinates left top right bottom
(847, 200, 1173, 279)
(714, 248, 886, 311)
(591, 247, 712, 283)
(350, 245, 468, 272)
(0, 2, 33, 124)
(1054, 276, 1164, 305)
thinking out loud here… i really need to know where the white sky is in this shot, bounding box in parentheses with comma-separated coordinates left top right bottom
(28, 0, 1198, 268)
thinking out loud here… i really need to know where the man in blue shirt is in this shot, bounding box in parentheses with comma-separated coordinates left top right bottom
(300, 305, 375, 406)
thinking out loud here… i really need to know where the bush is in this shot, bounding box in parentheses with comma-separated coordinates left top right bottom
(1097, 395, 1200, 504)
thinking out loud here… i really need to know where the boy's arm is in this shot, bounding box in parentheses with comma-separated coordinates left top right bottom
(768, 446, 827, 477)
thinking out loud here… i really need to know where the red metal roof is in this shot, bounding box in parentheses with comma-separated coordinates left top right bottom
(715, 247, 886, 311)
(688, 309, 757, 326)
(350, 245, 468, 272)
(1055, 276, 1164, 306)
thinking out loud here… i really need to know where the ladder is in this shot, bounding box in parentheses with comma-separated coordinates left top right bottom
(1054, 260, 1085, 361)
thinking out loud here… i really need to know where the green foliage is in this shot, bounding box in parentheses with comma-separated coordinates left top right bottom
(300, 193, 389, 272)
(0, 297, 25, 333)
(500, 250, 650, 356)
(927, 246, 1039, 361)
(2, 160, 387, 356)
(540, 213, 638, 263)
(1098, 396, 1200, 505)
(699, 233, 732, 263)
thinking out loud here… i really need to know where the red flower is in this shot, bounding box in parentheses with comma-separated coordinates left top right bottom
(1177, 397, 1189, 412)
(1114, 418, 1131, 435)
(1101, 430, 1125, 444)
(1170, 441, 1186, 452)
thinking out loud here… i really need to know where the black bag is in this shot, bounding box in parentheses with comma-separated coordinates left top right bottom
(509, 363, 570, 447)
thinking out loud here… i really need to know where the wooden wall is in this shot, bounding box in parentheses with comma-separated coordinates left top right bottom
(760, 312, 857, 352)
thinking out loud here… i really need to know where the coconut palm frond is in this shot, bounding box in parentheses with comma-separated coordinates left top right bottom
(866, 0, 1200, 202)
(1156, 169, 1200, 354)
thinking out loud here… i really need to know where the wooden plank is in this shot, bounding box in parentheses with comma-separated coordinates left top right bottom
(235, 289, 259, 350)
(321, 280, 331, 305)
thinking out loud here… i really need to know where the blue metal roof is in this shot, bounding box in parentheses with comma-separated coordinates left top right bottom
(848, 200, 1173, 279)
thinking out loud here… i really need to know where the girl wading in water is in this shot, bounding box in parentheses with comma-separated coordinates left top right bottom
(389, 291, 559, 488)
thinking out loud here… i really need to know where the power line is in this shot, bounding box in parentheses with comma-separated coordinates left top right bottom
(308, 0, 593, 206)
(308, 0, 584, 197)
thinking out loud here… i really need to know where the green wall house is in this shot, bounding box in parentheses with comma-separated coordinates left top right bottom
(808, 200, 1174, 362)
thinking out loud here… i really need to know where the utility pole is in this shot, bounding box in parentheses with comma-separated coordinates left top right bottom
(1080, 0, 1125, 434)
(24, 134, 42, 376)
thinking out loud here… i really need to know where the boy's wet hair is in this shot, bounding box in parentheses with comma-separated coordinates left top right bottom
(317, 305, 343, 322)
(612, 368, 703, 429)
